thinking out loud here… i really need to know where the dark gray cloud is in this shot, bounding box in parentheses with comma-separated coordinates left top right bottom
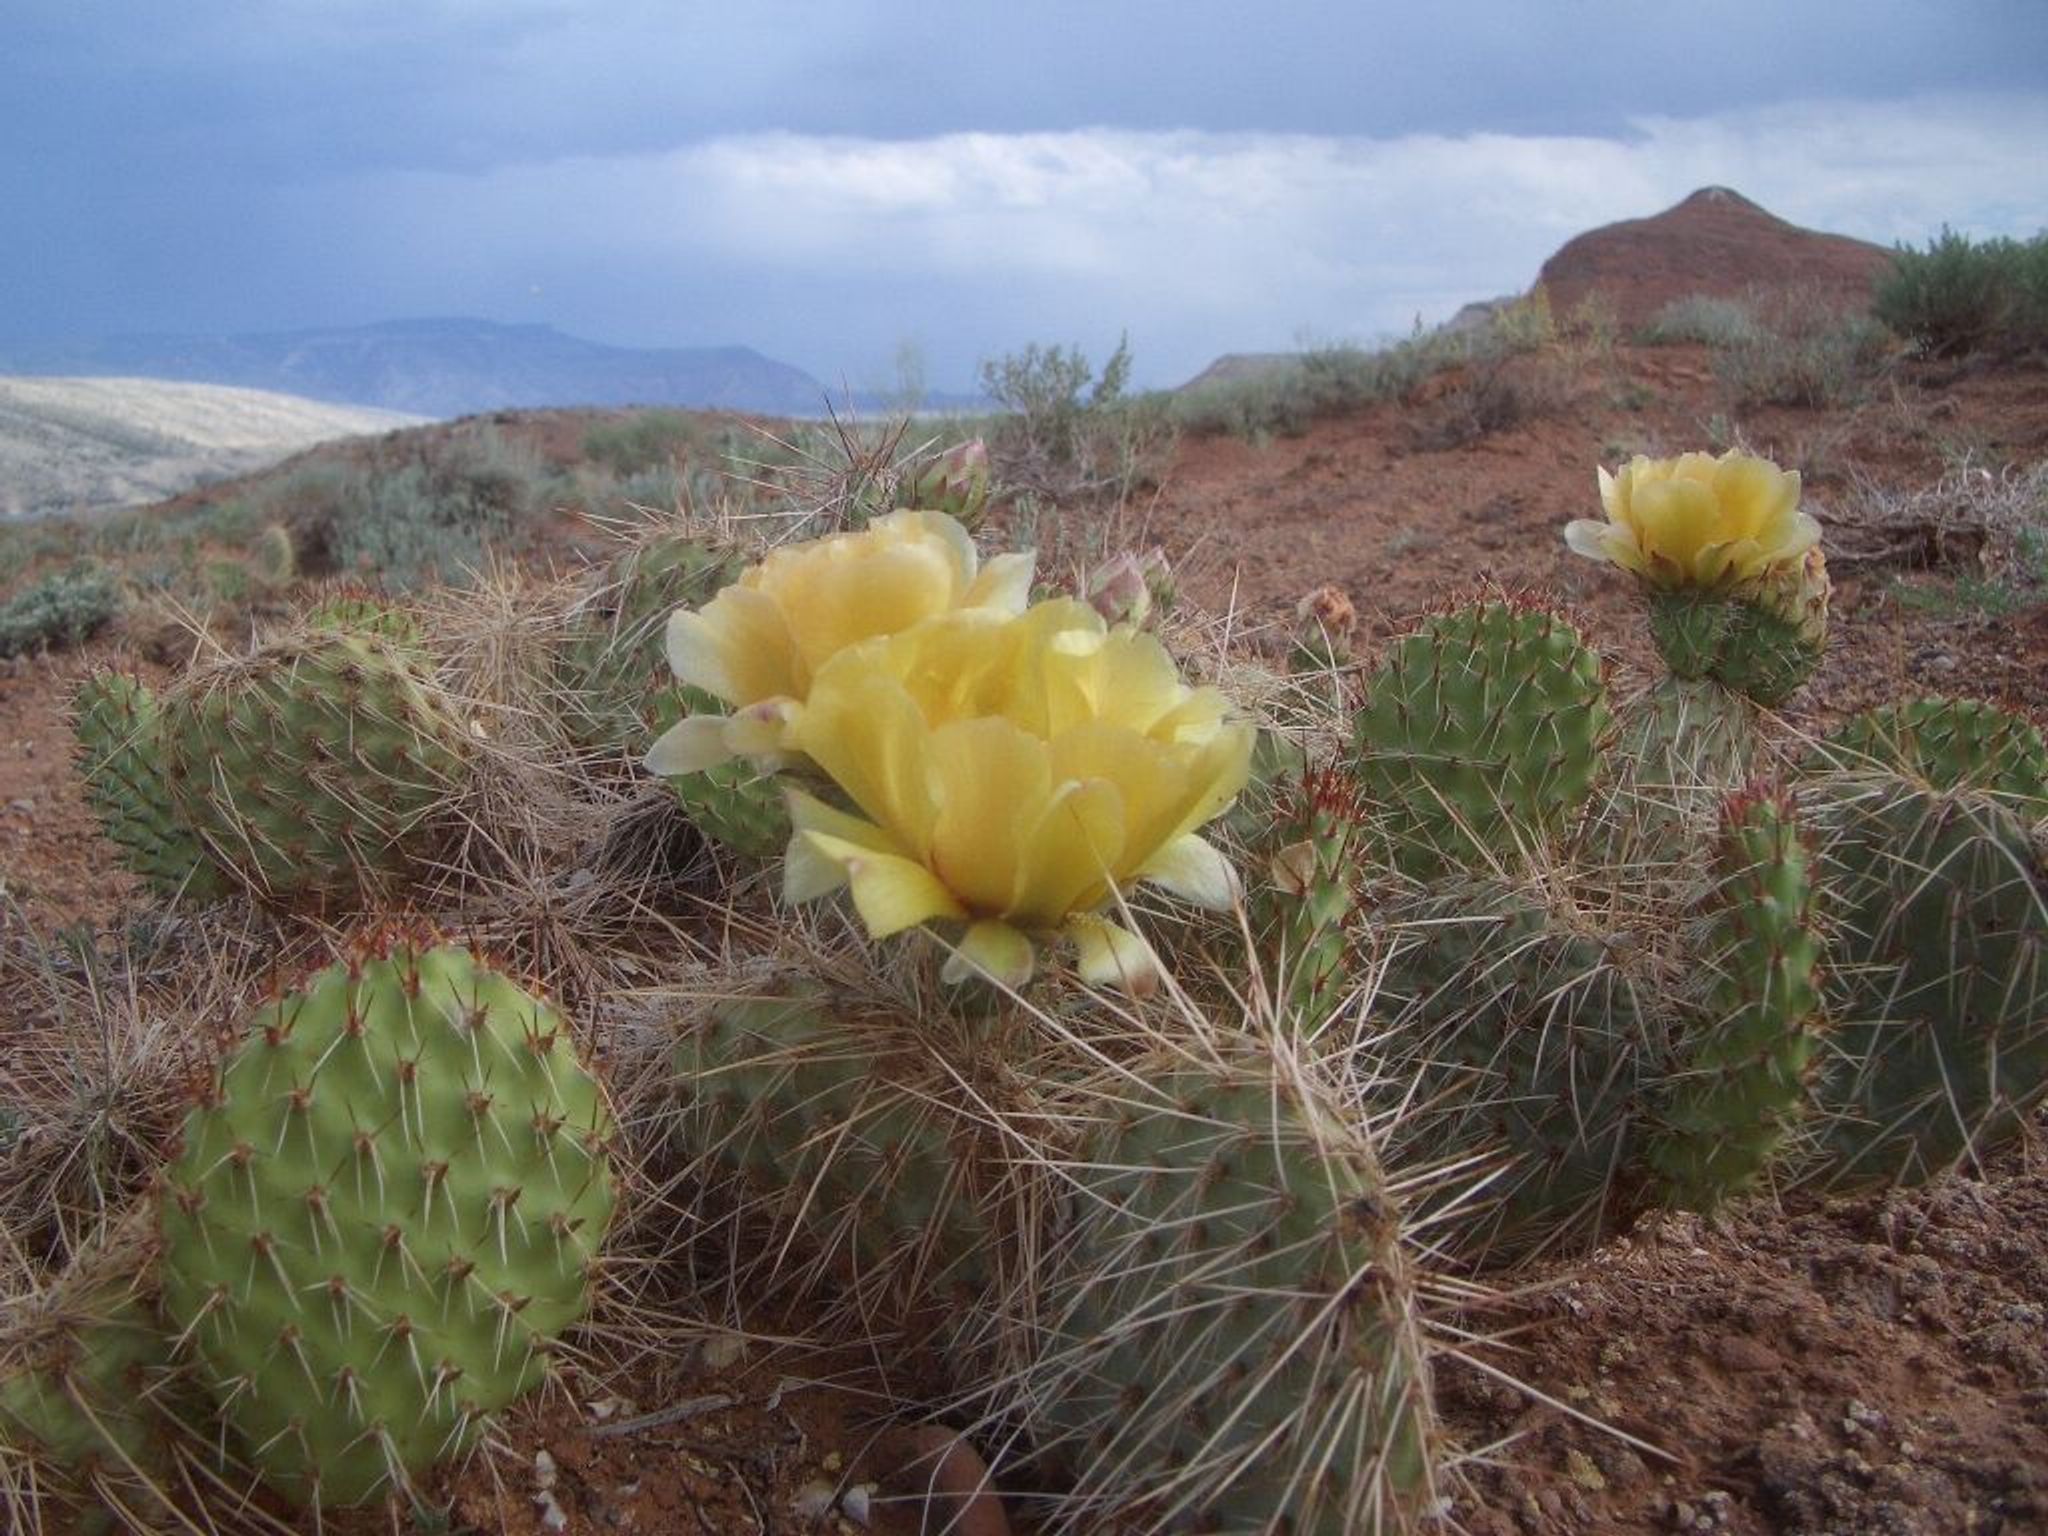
(5, 1, 2045, 386)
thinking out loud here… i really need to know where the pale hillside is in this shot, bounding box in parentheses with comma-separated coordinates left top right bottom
(0, 375, 422, 518)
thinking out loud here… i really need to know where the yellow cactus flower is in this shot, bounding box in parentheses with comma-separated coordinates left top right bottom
(1564, 450, 1818, 593)
(780, 601, 1253, 994)
(645, 510, 1033, 776)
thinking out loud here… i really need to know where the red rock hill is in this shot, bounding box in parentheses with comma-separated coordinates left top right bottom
(1535, 186, 1893, 331)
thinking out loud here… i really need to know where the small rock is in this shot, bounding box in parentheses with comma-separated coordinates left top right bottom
(897, 1427, 1011, 1536)
(535, 1448, 559, 1492)
(699, 1332, 749, 1371)
(841, 1484, 876, 1526)
(1566, 1449, 1608, 1492)
(791, 1479, 837, 1519)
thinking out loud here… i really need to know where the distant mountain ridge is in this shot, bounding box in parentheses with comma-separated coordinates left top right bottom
(0, 318, 832, 419)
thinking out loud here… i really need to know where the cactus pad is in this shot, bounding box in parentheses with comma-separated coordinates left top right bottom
(1012, 1054, 1435, 1532)
(1351, 600, 1610, 876)
(1648, 785, 1825, 1208)
(158, 628, 471, 902)
(1646, 590, 1819, 707)
(1800, 774, 2048, 1189)
(1371, 880, 1655, 1266)
(0, 1215, 177, 1514)
(72, 669, 229, 901)
(1820, 698, 2048, 808)
(158, 942, 613, 1506)
(671, 983, 995, 1317)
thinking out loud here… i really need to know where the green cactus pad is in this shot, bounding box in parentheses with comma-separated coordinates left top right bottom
(158, 628, 471, 903)
(1647, 590, 1819, 707)
(1604, 675, 1761, 840)
(1352, 600, 1611, 877)
(0, 1214, 177, 1512)
(671, 983, 995, 1317)
(1799, 774, 2048, 1189)
(1649, 786, 1825, 1209)
(649, 686, 792, 862)
(1819, 698, 2048, 809)
(1371, 880, 1655, 1266)
(1014, 1054, 1435, 1532)
(1247, 765, 1366, 1031)
(159, 942, 614, 1507)
(302, 587, 425, 648)
(72, 669, 229, 901)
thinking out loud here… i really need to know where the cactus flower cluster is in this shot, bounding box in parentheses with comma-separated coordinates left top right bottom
(1565, 449, 1831, 704)
(649, 516, 1251, 992)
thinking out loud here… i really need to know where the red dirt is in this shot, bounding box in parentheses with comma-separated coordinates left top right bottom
(1535, 187, 1895, 332)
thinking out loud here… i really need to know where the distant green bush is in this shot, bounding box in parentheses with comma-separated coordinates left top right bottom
(0, 564, 121, 657)
(582, 411, 709, 477)
(978, 334, 1175, 501)
(1172, 299, 1573, 443)
(1638, 295, 1765, 348)
(270, 428, 551, 589)
(1712, 305, 1893, 410)
(1876, 228, 2048, 359)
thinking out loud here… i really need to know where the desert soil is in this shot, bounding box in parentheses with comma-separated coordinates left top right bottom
(3, 340, 2046, 1533)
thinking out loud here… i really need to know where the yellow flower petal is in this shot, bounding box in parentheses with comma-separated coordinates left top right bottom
(941, 920, 1036, 988)
(645, 715, 735, 777)
(800, 829, 968, 937)
(1138, 833, 1240, 910)
(1066, 913, 1161, 996)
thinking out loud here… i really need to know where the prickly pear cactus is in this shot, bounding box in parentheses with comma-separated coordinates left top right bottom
(1648, 785, 1825, 1209)
(1820, 697, 2048, 808)
(157, 628, 471, 903)
(1600, 675, 1762, 844)
(1247, 765, 1366, 1030)
(1007, 1051, 1435, 1533)
(1369, 881, 1655, 1266)
(158, 941, 614, 1507)
(559, 531, 743, 755)
(1352, 599, 1611, 877)
(302, 584, 424, 647)
(647, 686, 792, 861)
(1798, 771, 2048, 1189)
(0, 1212, 178, 1520)
(72, 669, 229, 901)
(671, 982, 997, 1318)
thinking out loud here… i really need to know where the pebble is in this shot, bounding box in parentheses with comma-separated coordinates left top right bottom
(791, 1480, 837, 1519)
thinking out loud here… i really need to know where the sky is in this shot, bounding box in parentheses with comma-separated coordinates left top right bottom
(6, 1, 2047, 392)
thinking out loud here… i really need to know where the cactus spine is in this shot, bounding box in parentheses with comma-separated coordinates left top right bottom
(158, 941, 613, 1506)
